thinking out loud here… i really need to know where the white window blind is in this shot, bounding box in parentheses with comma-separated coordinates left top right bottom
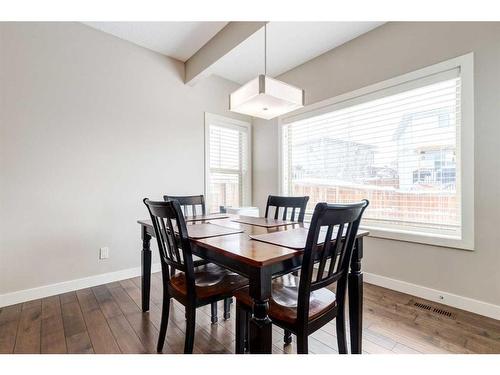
(281, 68, 465, 241)
(205, 114, 251, 214)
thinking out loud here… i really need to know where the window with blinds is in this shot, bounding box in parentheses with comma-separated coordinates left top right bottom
(205, 113, 251, 214)
(281, 61, 473, 246)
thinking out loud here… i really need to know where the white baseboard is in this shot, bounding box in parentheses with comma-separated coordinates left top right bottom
(364, 272, 500, 321)
(0, 263, 162, 308)
(3, 266, 499, 321)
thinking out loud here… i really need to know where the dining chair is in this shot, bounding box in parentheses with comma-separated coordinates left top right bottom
(234, 200, 369, 354)
(144, 198, 248, 353)
(264, 195, 310, 222)
(164, 194, 232, 322)
(264, 195, 310, 343)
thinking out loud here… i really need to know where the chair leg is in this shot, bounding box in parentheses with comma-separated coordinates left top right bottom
(210, 302, 218, 324)
(157, 294, 170, 353)
(184, 306, 196, 354)
(296, 332, 308, 354)
(284, 329, 292, 345)
(235, 301, 247, 354)
(336, 312, 348, 354)
(245, 310, 249, 351)
(223, 298, 232, 320)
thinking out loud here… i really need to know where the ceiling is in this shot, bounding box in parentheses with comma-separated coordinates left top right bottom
(84, 21, 384, 83)
(207, 22, 384, 84)
(83, 22, 228, 62)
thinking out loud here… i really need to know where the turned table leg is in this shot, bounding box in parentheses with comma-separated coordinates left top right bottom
(141, 225, 152, 312)
(248, 269, 272, 354)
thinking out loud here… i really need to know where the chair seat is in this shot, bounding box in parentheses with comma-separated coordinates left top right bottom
(170, 263, 247, 302)
(234, 274, 336, 325)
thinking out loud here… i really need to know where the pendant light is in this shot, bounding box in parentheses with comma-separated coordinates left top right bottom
(229, 23, 305, 120)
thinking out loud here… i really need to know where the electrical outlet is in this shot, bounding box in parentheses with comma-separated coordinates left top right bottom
(99, 247, 109, 259)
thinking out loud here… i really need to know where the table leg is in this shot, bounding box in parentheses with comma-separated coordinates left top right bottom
(348, 237, 363, 354)
(248, 270, 272, 354)
(141, 225, 152, 312)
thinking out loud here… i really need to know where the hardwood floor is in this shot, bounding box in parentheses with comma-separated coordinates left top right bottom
(1, 272, 499, 354)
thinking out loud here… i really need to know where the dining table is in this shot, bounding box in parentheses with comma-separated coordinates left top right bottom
(137, 214, 369, 354)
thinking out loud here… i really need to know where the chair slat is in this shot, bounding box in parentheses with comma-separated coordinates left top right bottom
(327, 223, 345, 277)
(159, 217, 176, 265)
(154, 218, 169, 263)
(316, 224, 334, 282)
(167, 217, 182, 264)
(335, 223, 353, 278)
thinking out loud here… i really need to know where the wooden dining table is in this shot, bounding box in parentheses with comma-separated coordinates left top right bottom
(137, 215, 368, 354)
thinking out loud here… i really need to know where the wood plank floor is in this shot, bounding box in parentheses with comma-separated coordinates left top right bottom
(1, 272, 499, 354)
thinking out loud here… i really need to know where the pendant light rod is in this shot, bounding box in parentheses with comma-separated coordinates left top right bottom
(264, 23, 267, 76)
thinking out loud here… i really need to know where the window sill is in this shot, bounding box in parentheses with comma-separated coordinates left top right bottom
(360, 225, 474, 251)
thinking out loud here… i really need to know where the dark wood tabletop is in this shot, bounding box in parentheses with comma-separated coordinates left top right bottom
(137, 215, 368, 354)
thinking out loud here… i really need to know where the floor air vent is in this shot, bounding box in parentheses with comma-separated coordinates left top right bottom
(432, 307, 455, 318)
(414, 302, 432, 311)
(413, 302, 456, 319)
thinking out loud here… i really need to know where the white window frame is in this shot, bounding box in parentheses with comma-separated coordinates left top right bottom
(278, 53, 474, 250)
(204, 112, 252, 212)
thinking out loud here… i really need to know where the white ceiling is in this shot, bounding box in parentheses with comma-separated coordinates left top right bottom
(83, 22, 228, 62)
(207, 22, 384, 84)
(83, 22, 384, 83)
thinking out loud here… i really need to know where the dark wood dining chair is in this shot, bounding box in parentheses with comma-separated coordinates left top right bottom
(164, 194, 232, 322)
(234, 200, 369, 354)
(143, 198, 248, 353)
(264, 195, 310, 222)
(264, 195, 310, 343)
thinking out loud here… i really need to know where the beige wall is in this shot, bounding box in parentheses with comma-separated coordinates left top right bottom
(253, 22, 500, 306)
(0, 22, 249, 295)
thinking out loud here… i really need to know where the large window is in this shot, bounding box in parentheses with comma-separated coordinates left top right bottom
(280, 54, 474, 249)
(205, 113, 251, 214)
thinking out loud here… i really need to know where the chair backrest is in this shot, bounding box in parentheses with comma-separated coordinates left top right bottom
(296, 200, 369, 324)
(163, 195, 206, 216)
(264, 195, 309, 222)
(143, 199, 196, 291)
